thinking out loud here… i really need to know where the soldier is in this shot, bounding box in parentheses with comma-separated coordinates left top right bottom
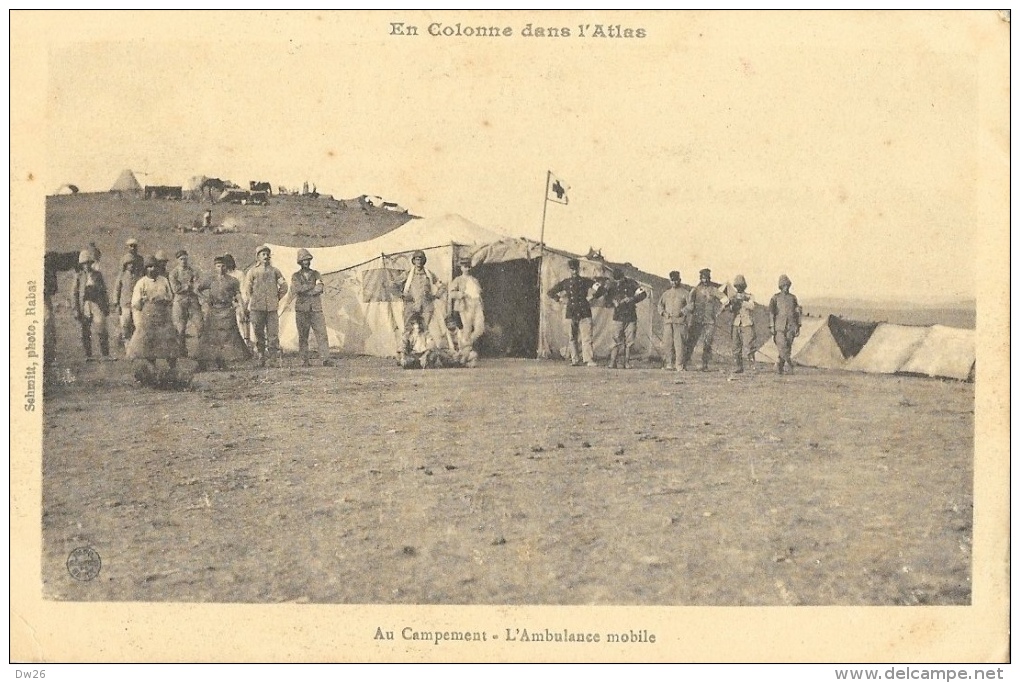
(153, 249, 170, 278)
(86, 241, 102, 265)
(605, 268, 648, 369)
(727, 274, 756, 374)
(222, 254, 250, 350)
(127, 255, 179, 368)
(448, 256, 485, 348)
(399, 313, 437, 369)
(768, 274, 802, 375)
(72, 250, 112, 361)
(169, 249, 202, 357)
(112, 253, 140, 345)
(291, 248, 332, 367)
(546, 258, 605, 367)
(657, 270, 691, 371)
(123, 238, 144, 275)
(682, 268, 728, 372)
(243, 245, 288, 366)
(436, 312, 479, 368)
(195, 256, 251, 370)
(400, 250, 444, 345)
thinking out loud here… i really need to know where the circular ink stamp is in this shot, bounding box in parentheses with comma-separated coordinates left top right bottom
(66, 546, 101, 581)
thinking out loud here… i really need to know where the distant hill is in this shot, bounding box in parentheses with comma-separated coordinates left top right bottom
(45, 192, 415, 275)
(801, 297, 976, 330)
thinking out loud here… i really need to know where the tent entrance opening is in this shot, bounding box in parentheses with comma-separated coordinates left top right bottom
(472, 259, 540, 358)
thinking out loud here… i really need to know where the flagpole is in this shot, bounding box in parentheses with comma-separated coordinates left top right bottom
(536, 170, 551, 360)
(539, 170, 551, 251)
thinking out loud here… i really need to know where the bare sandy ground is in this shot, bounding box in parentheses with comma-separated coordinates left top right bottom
(41, 354, 972, 606)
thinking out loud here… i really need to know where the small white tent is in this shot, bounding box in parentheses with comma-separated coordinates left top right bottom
(845, 323, 929, 375)
(755, 316, 828, 366)
(896, 324, 975, 381)
(110, 169, 142, 193)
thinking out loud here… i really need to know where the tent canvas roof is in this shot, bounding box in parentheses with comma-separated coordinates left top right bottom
(267, 214, 508, 273)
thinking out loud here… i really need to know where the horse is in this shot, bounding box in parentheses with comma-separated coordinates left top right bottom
(201, 178, 228, 201)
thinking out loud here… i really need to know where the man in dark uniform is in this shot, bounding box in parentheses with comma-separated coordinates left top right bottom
(606, 268, 648, 369)
(682, 267, 728, 371)
(72, 250, 112, 361)
(546, 258, 605, 367)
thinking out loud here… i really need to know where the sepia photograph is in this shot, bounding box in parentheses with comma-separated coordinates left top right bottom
(10, 10, 1010, 663)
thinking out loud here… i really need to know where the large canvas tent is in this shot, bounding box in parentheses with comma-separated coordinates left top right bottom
(268, 214, 505, 356)
(477, 238, 662, 360)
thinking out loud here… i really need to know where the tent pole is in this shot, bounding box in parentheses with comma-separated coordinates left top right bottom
(536, 247, 544, 361)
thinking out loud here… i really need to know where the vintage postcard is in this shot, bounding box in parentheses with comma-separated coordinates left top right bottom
(10, 10, 1010, 663)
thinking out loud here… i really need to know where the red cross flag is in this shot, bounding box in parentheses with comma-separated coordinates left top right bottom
(547, 172, 569, 205)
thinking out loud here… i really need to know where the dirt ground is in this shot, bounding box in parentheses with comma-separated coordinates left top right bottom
(41, 349, 973, 606)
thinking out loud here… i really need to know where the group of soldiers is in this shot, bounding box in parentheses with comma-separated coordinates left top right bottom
(45, 239, 337, 376)
(548, 260, 802, 375)
(46, 239, 802, 378)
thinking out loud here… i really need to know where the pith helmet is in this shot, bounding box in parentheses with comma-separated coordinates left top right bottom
(411, 250, 427, 264)
(78, 250, 93, 265)
(296, 248, 313, 263)
(120, 253, 135, 267)
(733, 274, 747, 287)
(778, 274, 792, 288)
(154, 250, 168, 263)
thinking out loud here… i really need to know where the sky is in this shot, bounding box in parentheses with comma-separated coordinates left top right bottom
(35, 11, 1006, 303)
